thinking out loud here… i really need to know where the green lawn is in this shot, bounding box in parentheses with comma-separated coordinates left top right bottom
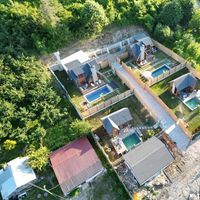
(88, 96, 155, 131)
(54, 70, 85, 111)
(151, 68, 200, 135)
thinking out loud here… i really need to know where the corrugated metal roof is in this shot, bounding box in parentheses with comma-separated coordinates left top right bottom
(170, 73, 197, 92)
(133, 33, 153, 46)
(123, 137, 174, 185)
(50, 137, 103, 195)
(102, 108, 133, 134)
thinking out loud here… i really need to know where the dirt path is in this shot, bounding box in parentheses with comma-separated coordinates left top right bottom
(41, 25, 144, 66)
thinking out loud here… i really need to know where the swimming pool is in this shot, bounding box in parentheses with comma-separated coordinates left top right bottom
(184, 97, 199, 111)
(151, 64, 170, 78)
(84, 85, 112, 103)
(122, 133, 141, 150)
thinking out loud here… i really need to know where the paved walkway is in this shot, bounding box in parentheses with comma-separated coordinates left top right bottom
(113, 63, 190, 151)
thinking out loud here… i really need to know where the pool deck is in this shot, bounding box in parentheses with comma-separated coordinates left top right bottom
(113, 63, 190, 151)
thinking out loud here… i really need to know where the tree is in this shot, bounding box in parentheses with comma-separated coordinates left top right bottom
(68, 0, 108, 37)
(3, 139, 17, 150)
(189, 9, 200, 34)
(159, 1, 183, 29)
(0, 55, 68, 143)
(143, 14, 155, 32)
(27, 146, 49, 171)
(179, 0, 194, 26)
(153, 23, 174, 44)
(69, 119, 92, 138)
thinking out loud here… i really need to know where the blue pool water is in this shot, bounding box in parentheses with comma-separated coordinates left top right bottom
(185, 97, 199, 110)
(122, 133, 141, 150)
(85, 85, 111, 102)
(151, 65, 170, 78)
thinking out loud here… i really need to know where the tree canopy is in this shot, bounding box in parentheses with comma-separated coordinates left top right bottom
(0, 55, 68, 143)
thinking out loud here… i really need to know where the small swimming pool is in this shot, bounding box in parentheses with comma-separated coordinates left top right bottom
(122, 133, 141, 150)
(84, 85, 112, 103)
(184, 97, 199, 111)
(151, 64, 170, 78)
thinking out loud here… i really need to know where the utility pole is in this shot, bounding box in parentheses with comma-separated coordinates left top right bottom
(29, 182, 66, 200)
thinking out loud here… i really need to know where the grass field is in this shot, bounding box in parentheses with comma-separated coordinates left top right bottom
(151, 68, 200, 134)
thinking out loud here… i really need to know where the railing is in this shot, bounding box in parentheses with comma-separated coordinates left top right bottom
(81, 90, 133, 119)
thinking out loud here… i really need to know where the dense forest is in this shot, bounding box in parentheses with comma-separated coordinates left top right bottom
(0, 0, 199, 170)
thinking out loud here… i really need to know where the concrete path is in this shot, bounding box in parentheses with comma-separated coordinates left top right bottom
(113, 63, 190, 151)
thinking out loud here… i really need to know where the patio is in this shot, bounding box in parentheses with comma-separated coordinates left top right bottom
(111, 125, 142, 155)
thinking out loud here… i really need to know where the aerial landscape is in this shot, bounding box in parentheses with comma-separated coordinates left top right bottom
(0, 0, 200, 200)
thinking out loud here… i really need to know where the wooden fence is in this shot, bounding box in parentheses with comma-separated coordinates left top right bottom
(148, 63, 186, 86)
(81, 90, 133, 119)
(153, 39, 188, 64)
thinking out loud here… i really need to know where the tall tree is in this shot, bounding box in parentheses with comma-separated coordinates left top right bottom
(189, 9, 200, 34)
(159, 1, 183, 29)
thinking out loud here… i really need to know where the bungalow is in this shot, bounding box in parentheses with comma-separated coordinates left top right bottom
(170, 73, 197, 97)
(129, 42, 147, 66)
(129, 33, 154, 65)
(101, 108, 133, 137)
(123, 136, 174, 186)
(0, 157, 37, 200)
(133, 32, 154, 51)
(65, 60, 100, 88)
(50, 137, 104, 196)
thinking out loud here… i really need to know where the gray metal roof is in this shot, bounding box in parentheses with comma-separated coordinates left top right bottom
(65, 60, 81, 71)
(170, 73, 197, 92)
(131, 43, 142, 62)
(133, 33, 153, 47)
(123, 136, 174, 185)
(101, 108, 133, 135)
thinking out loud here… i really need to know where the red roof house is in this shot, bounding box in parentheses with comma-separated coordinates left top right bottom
(50, 137, 104, 195)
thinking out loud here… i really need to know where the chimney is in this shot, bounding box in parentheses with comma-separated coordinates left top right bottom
(90, 65, 98, 83)
(140, 44, 145, 61)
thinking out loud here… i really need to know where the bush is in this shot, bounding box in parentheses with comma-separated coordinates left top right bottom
(3, 140, 17, 150)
